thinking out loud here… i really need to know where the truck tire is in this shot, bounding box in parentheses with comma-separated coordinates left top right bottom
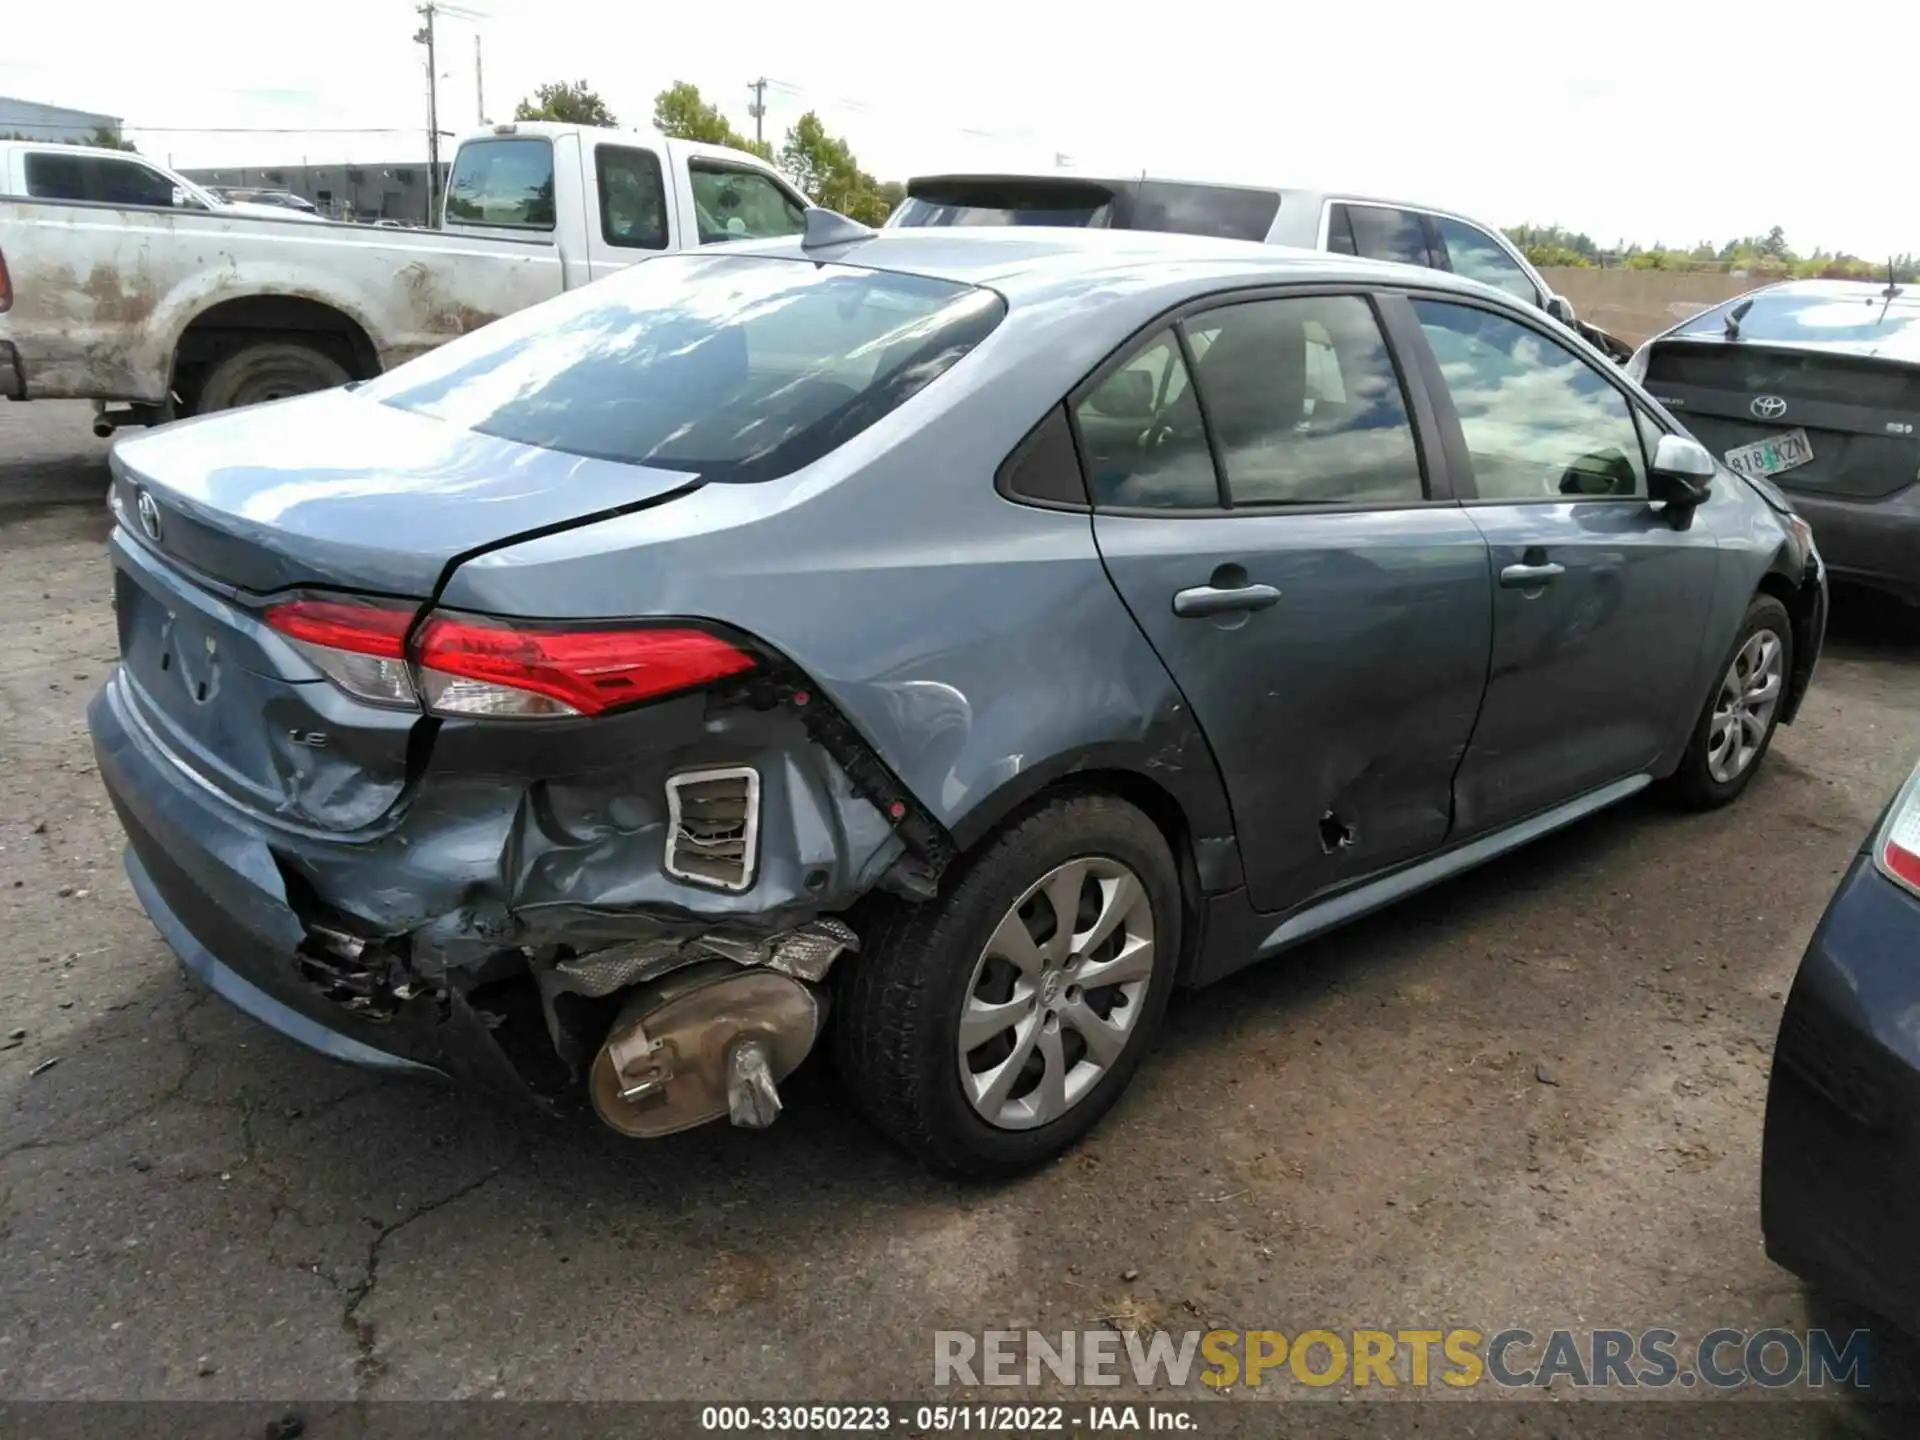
(194, 342, 350, 414)
(835, 793, 1180, 1177)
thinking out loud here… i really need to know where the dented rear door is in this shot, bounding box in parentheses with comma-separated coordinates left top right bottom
(1081, 291, 1491, 915)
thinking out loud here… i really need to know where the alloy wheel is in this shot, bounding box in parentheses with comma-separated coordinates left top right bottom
(957, 857, 1157, 1131)
(1708, 629, 1784, 784)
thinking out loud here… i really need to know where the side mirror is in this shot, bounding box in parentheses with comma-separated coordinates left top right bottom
(1089, 369, 1157, 421)
(1649, 433, 1715, 507)
(1545, 294, 1577, 325)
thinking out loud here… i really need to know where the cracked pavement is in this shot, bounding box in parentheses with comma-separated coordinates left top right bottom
(5, 400, 1920, 1404)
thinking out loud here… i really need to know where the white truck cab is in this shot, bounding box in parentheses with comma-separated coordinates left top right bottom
(441, 122, 810, 288)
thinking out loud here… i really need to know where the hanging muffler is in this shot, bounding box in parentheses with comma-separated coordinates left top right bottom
(589, 961, 825, 1138)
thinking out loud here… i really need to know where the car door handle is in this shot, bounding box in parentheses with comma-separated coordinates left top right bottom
(1172, 583, 1282, 618)
(1499, 562, 1566, 588)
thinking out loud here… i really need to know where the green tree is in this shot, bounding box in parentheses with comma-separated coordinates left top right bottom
(0, 126, 137, 153)
(514, 80, 616, 127)
(1760, 224, 1790, 259)
(777, 111, 889, 224)
(651, 81, 771, 160)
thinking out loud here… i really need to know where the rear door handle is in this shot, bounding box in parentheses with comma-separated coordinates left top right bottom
(1173, 583, 1282, 618)
(1499, 562, 1566, 588)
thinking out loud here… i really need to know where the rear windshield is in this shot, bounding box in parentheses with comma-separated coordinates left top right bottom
(1676, 289, 1920, 360)
(894, 177, 1279, 243)
(445, 137, 555, 229)
(364, 254, 1005, 482)
(894, 178, 1115, 228)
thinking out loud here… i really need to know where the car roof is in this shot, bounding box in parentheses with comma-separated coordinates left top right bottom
(1668, 277, 1920, 362)
(722, 224, 1505, 307)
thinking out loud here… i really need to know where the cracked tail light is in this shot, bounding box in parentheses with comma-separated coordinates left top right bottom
(1876, 765, 1920, 899)
(264, 598, 419, 708)
(265, 598, 758, 719)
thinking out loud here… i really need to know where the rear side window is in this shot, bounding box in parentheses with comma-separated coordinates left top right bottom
(25, 153, 175, 207)
(1429, 215, 1539, 305)
(1125, 183, 1279, 242)
(1187, 295, 1423, 505)
(365, 255, 1005, 483)
(1073, 330, 1219, 509)
(445, 138, 555, 229)
(595, 145, 669, 250)
(1337, 204, 1434, 268)
(689, 162, 805, 243)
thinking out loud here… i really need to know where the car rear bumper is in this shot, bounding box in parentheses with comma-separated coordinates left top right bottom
(1763, 850, 1920, 1331)
(90, 672, 534, 1098)
(1788, 486, 1920, 605)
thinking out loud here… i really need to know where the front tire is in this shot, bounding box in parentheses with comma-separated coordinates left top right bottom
(835, 794, 1180, 1176)
(1667, 593, 1793, 809)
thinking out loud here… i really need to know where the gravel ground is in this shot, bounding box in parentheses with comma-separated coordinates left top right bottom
(3, 398, 1919, 1416)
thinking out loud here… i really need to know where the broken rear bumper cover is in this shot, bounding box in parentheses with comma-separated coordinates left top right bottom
(88, 664, 915, 1112)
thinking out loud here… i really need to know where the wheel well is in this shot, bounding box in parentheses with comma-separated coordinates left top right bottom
(171, 295, 379, 410)
(1756, 565, 1821, 724)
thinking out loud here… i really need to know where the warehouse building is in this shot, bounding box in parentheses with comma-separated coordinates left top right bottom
(0, 95, 122, 145)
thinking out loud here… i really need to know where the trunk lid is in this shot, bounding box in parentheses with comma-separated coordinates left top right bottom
(106, 388, 701, 833)
(109, 388, 702, 598)
(1642, 340, 1920, 501)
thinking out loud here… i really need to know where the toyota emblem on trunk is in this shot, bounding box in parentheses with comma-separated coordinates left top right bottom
(135, 489, 163, 542)
(1751, 395, 1789, 420)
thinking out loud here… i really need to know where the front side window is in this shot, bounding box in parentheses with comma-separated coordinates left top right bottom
(1187, 295, 1423, 505)
(690, 163, 805, 244)
(24, 153, 175, 207)
(445, 138, 555, 229)
(365, 255, 1004, 483)
(1073, 331, 1218, 509)
(1429, 215, 1539, 305)
(1413, 299, 1646, 501)
(1338, 204, 1434, 268)
(595, 145, 669, 250)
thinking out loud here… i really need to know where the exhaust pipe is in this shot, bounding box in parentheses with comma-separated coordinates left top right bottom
(589, 961, 824, 1138)
(92, 403, 168, 438)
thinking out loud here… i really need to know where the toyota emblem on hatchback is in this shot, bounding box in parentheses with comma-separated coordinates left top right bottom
(135, 489, 163, 542)
(1751, 395, 1789, 420)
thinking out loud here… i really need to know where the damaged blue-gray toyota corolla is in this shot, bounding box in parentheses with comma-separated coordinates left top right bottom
(89, 217, 1828, 1175)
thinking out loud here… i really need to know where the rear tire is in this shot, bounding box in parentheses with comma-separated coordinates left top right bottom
(834, 794, 1180, 1177)
(1666, 594, 1793, 809)
(194, 341, 350, 413)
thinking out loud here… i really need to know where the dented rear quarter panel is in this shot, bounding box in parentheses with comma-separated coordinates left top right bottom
(435, 266, 1247, 889)
(0, 196, 563, 402)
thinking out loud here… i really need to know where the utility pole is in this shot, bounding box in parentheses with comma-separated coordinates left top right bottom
(475, 33, 486, 124)
(747, 77, 767, 148)
(414, 2, 441, 223)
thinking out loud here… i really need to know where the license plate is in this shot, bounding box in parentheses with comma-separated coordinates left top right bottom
(1724, 428, 1814, 478)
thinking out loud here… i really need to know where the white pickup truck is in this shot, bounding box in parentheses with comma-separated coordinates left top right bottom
(0, 123, 811, 432)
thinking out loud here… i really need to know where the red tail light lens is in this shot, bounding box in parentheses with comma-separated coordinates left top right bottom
(265, 598, 418, 708)
(265, 598, 756, 718)
(0, 248, 12, 313)
(1878, 766, 1920, 897)
(415, 614, 756, 718)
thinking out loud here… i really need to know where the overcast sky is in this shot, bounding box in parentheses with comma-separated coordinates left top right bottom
(4, 0, 1909, 257)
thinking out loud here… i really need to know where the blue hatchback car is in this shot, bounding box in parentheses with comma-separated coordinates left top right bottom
(91, 219, 1826, 1173)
